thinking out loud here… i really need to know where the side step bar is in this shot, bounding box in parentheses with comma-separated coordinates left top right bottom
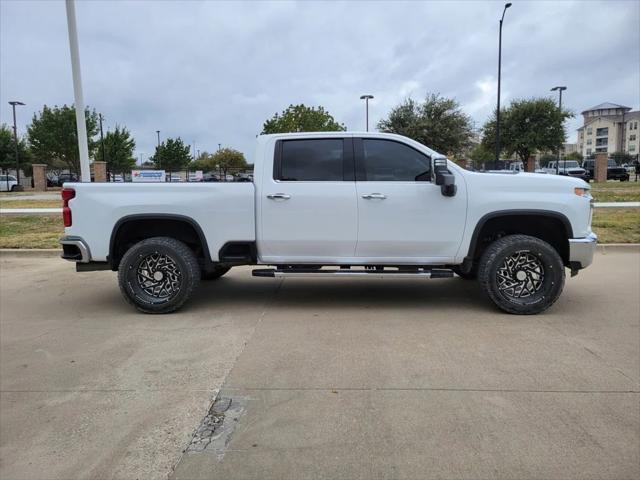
(252, 268, 454, 279)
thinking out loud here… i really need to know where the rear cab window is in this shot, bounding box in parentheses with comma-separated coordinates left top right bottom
(273, 138, 353, 181)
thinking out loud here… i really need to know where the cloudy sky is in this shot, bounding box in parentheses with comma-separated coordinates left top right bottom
(1, 0, 639, 163)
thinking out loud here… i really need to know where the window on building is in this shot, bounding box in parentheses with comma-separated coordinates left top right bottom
(586, 139, 592, 145)
(586, 148, 592, 155)
(630, 134, 637, 142)
(587, 128, 592, 135)
(596, 127, 608, 137)
(630, 144, 636, 152)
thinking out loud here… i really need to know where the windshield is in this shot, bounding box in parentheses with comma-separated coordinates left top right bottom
(608, 160, 618, 167)
(561, 161, 580, 168)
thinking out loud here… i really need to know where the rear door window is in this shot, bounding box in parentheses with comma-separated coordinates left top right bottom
(275, 139, 349, 181)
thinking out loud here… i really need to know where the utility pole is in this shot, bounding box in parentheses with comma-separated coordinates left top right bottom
(156, 130, 160, 147)
(495, 3, 512, 167)
(8, 101, 25, 191)
(65, 0, 91, 182)
(551, 86, 567, 174)
(218, 143, 221, 151)
(359, 95, 374, 131)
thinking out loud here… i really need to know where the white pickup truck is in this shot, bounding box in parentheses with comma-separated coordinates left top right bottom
(60, 132, 597, 315)
(544, 160, 588, 180)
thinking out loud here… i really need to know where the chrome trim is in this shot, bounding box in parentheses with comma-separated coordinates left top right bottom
(569, 232, 598, 269)
(59, 236, 91, 263)
(259, 270, 453, 279)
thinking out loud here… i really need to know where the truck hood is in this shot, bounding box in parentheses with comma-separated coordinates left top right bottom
(465, 170, 589, 191)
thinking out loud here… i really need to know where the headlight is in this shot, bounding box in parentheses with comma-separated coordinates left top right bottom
(574, 187, 590, 197)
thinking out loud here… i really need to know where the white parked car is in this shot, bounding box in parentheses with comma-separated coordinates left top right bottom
(59, 132, 596, 315)
(0, 174, 19, 192)
(508, 162, 547, 174)
(544, 160, 588, 180)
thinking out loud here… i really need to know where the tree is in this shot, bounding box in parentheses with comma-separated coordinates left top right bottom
(468, 144, 494, 169)
(610, 151, 633, 165)
(149, 137, 191, 178)
(482, 98, 572, 167)
(203, 148, 247, 178)
(261, 104, 346, 134)
(96, 125, 136, 176)
(565, 151, 583, 161)
(377, 94, 474, 158)
(27, 104, 99, 174)
(0, 124, 32, 176)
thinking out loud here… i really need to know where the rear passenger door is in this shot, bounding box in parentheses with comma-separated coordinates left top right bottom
(259, 137, 358, 262)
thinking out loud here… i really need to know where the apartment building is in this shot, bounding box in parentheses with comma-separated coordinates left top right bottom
(576, 102, 639, 158)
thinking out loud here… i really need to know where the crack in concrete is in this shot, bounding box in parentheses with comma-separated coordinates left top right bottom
(185, 395, 248, 459)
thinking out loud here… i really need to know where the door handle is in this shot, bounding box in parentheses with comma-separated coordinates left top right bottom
(267, 193, 291, 200)
(361, 193, 386, 200)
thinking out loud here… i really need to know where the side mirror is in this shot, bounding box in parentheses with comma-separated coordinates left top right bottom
(433, 158, 457, 197)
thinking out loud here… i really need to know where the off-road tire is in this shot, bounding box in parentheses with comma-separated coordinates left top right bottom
(118, 236, 200, 314)
(478, 234, 564, 315)
(202, 265, 231, 281)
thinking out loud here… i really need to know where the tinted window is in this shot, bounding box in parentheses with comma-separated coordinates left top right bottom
(278, 139, 343, 181)
(361, 139, 430, 181)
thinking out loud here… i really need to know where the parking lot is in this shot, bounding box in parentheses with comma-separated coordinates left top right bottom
(1, 249, 638, 479)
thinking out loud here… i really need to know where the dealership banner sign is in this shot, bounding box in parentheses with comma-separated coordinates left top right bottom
(131, 170, 166, 182)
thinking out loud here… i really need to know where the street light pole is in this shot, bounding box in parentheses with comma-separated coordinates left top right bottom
(8, 101, 25, 190)
(65, 0, 91, 182)
(495, 3, 512, 167)
(551, 86, 567, 175)
(359, 95, 374, 132)
(156, 130, 160, 147)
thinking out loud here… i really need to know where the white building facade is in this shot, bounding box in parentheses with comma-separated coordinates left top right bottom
(576, 103, 639, 158)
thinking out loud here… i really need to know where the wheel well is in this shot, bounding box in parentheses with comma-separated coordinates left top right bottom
(110, 216, 209, 270)
(468, 214, 571, 265)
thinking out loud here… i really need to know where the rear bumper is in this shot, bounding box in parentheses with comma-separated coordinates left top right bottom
(569, 232, 597, 270)
(60, 236, 91, 263)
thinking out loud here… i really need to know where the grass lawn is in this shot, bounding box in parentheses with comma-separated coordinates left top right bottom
(0, 199, 61, 209)
(592, 208, 640, 243)
(590, 181, 640, 202)
(0, 209, 638, 250)
(0, 215, 63, 249)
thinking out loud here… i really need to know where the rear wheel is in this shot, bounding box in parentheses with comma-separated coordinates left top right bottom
(118, 236, 200, 314)
(478, 234, 564, 315)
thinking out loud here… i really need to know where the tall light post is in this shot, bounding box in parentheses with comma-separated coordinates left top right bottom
(156, 130, 160, 147)
(551, 86, 567, 175)
(8, 101, 25, 190)
(360, 94, 374, 132)
(495, 2, 512, 166)
(65, 0, 91, 182)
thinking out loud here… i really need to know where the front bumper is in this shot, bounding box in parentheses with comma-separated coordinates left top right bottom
(569, 232, 597, 270)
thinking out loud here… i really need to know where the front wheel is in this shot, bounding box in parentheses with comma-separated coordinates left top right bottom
(478, 234, 565, 315)
(118, 236, 200, 313)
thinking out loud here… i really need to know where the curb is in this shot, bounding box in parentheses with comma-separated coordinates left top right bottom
(1, 244, 638, 258)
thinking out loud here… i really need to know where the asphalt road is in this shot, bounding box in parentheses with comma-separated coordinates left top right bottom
(0, 250, 638, 479)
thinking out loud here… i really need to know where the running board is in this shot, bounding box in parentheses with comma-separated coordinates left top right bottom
(252, 268, 454, 279)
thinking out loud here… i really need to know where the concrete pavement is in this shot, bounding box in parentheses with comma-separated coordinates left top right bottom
(0, 251, 638, 479)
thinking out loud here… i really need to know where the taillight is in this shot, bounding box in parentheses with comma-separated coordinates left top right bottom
(61, 188, 75, 227)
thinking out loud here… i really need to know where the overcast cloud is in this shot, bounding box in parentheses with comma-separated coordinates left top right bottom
(1, 0, 639, 163)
